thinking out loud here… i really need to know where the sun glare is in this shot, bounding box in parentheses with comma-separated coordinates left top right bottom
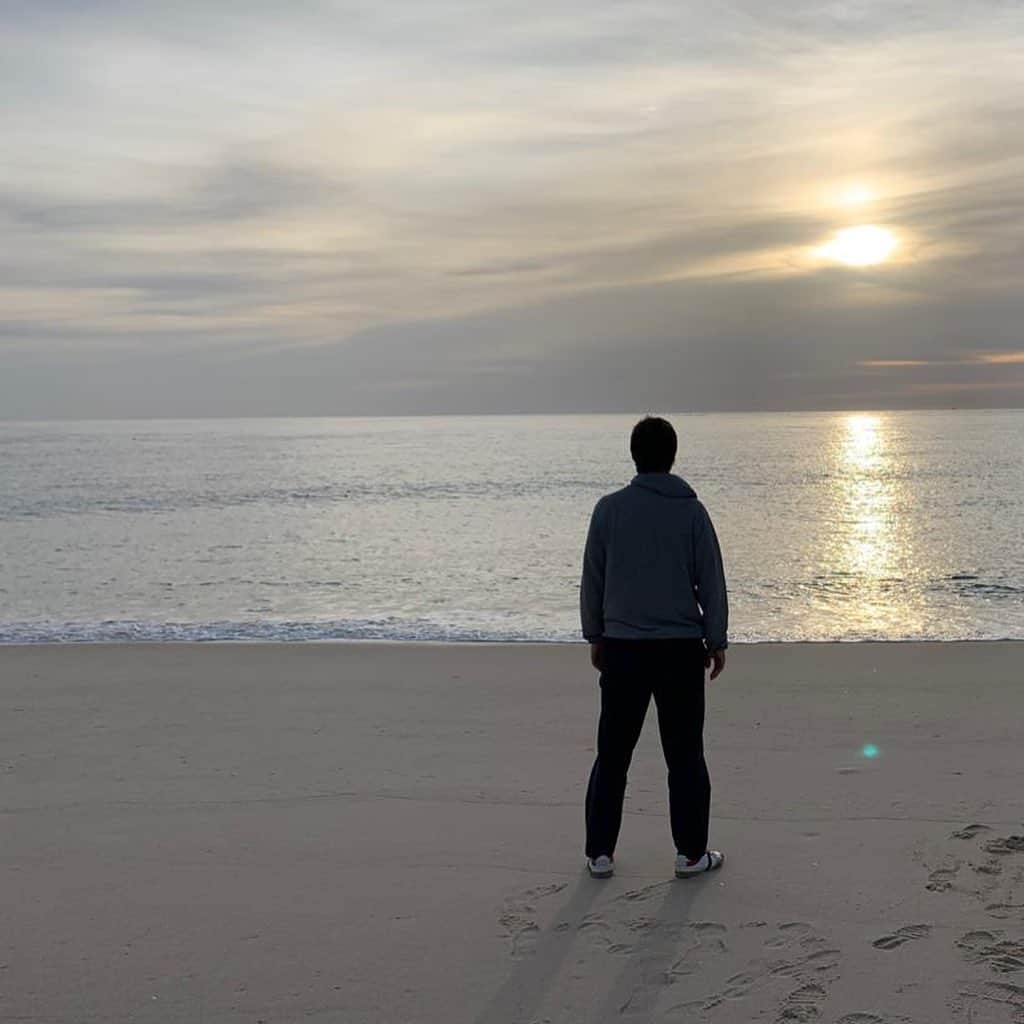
(840, 185, 875, 206)
(820, 225, 897, 267)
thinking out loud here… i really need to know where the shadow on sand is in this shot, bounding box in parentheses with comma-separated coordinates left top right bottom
(474, 869, 703, 1024)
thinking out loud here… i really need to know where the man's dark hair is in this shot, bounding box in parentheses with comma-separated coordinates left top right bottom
(630, 416, 677, 473)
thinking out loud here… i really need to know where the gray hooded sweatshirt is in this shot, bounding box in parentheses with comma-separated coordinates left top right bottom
(580, 473, 729, 650)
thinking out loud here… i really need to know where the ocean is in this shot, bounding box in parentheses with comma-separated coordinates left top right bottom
(1, 410, 1022, 643)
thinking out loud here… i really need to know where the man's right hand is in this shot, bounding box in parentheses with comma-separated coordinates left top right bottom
(705, 649, 726, 681)
(590, 640, 605, 673)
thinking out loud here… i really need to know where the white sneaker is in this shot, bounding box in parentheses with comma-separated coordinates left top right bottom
(675, 850, 725, 878)
(586, 854, 614, 878)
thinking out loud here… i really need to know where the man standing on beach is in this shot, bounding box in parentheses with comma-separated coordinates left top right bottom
(580, 416, 728, 880)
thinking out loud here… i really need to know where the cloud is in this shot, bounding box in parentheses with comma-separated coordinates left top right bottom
(858, 351, 1024, 369)
(859, 360, 933, 368)
(1, 156, 345, 231)
(2, 1, 1024, 412)
(978, 352, 1024, 365)
(4, 268, 1022, 417)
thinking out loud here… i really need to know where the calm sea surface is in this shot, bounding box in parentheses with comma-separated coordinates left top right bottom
(1, 411, 1023, 643)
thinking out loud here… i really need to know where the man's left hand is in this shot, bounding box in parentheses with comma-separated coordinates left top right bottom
(705, 649, 726, 681)
(590, 640, 605, 673)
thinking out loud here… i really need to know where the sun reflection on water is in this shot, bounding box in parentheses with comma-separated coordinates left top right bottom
(826, 413, 921, 635)
(840, 414, 894, 578)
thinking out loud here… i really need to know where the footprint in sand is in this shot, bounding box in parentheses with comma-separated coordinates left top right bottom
(985, 835, 1024, 857)
(952, 824, 993, 840)
(498, 881, 567, 958)
(665, 922, 730, 980)
(770, 947, 842, 981)
(976, 858, 1004, 877)
(926, 864, 961, 892)
(987, 903, 1024, 921)
(765, 922, 813, 948)
(957, 930, 1024, 975)
(768, 933, 841, 1022)
(872, 924, 932, 950)
(776, 981, 827, 1022)
(613, 881, 672, 905)
(953, 979, 1024, 1023)
(836, 1015, 913, 1024)
(667, 921, 840, 1022)
(720, 970, 760, 999)
(944, 825, 1020, 887)
(577, 909, 634, 955)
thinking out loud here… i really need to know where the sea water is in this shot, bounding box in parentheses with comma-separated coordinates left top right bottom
(2, 410, 1022, 642)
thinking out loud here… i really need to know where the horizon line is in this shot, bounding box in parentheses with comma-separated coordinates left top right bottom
(3, 404, 1024, 425)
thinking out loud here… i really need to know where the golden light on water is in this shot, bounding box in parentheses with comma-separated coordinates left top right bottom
(839, 414, 893, 579)
(844, 413, 884, 464)
(825, 413, 922, 636)
(820, 225, 898, 266)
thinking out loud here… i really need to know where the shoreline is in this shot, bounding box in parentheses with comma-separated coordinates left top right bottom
(3, 635, 1024, 648)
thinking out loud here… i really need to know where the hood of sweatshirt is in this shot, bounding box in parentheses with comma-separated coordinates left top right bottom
(630, 473, 697, 499)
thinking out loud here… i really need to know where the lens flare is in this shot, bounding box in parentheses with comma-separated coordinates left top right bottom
(861, 743, 880, 759)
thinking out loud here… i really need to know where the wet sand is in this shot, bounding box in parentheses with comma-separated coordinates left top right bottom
(2, 641, 1022, 1023)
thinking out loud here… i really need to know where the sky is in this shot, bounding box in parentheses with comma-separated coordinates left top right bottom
(2, 0, 1023, 416)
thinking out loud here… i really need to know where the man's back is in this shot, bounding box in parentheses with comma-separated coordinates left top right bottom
(580, 416, 728, 880)
(580, 472, 728, 652)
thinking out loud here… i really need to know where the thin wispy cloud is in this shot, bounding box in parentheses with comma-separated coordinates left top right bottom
(2, 1, 1023, 414)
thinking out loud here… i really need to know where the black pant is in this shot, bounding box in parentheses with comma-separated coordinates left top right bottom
(585, 637, 710, 861)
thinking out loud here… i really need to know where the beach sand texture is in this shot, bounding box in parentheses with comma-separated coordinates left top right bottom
(2, 641, 1022, 1023)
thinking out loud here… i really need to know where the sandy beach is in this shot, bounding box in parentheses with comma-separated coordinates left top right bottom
(2, 641, 1022, 1023)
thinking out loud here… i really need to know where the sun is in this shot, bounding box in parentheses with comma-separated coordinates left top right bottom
(819, 225, 898, 266)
